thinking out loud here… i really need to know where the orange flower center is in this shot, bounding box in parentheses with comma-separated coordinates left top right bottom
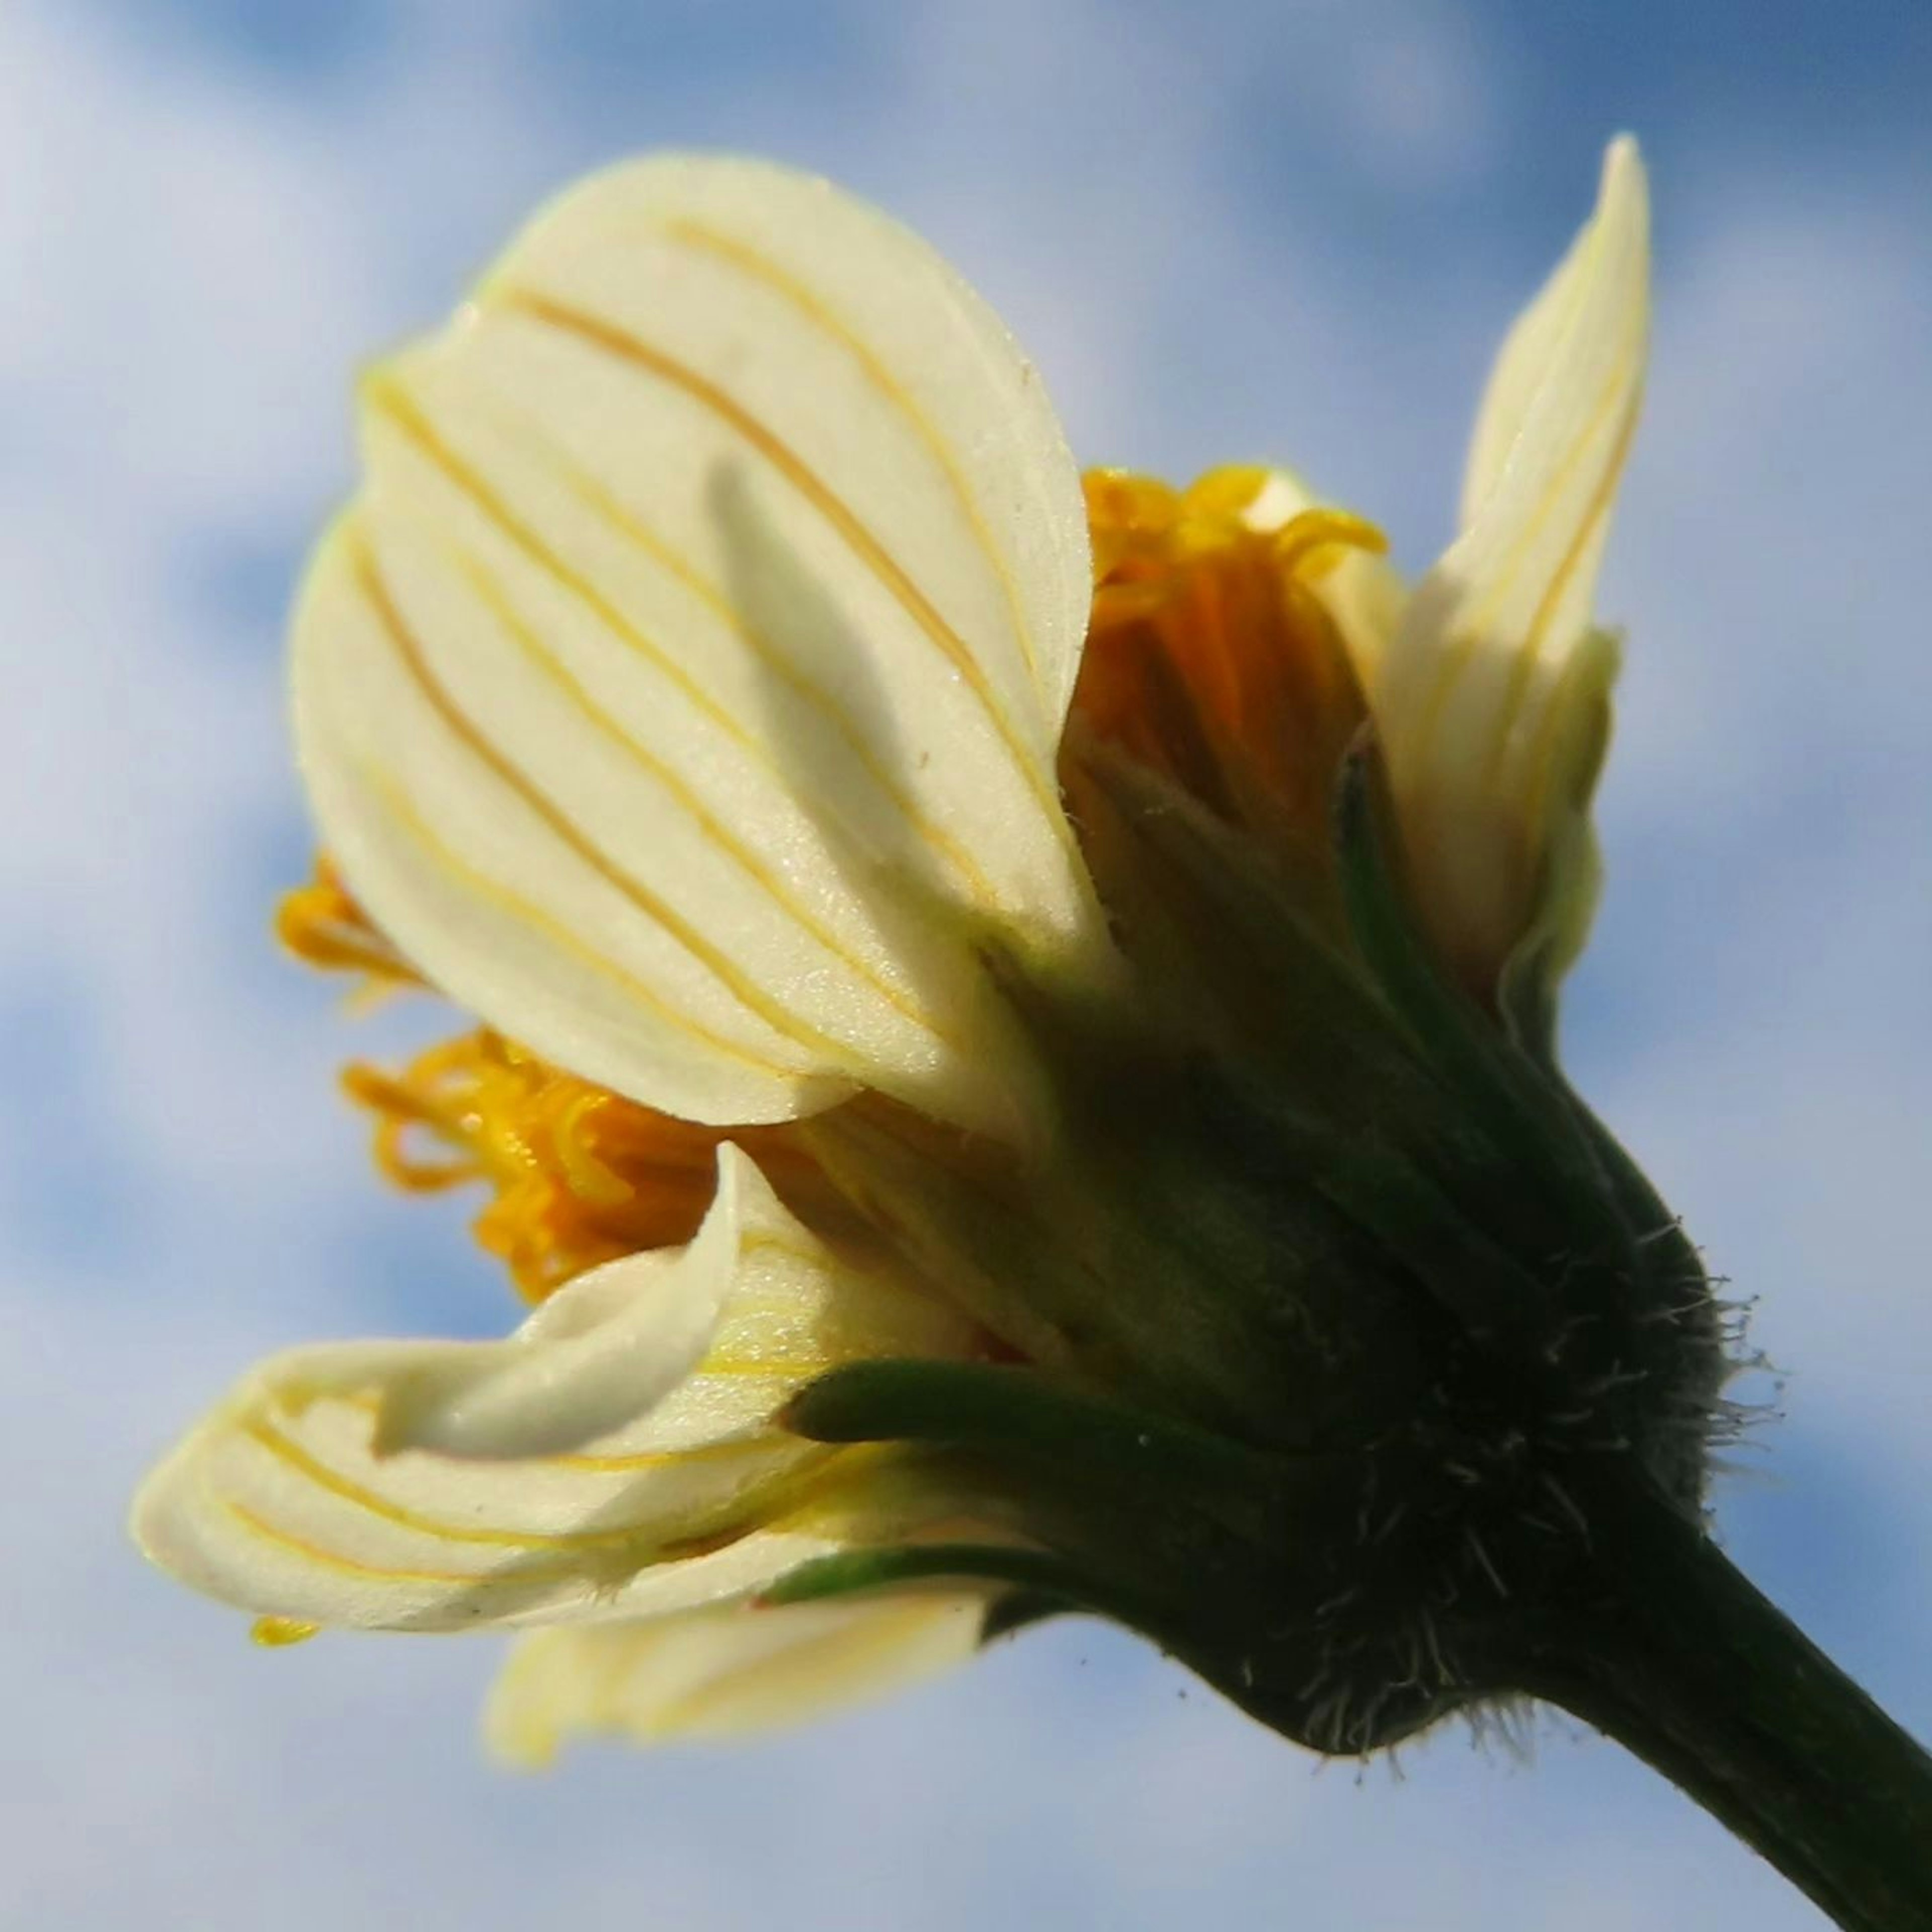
(1073, 465, 1384, 854)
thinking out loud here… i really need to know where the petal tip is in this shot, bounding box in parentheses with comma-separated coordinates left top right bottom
(1598, 134, 1651, 247)
(1601, 131, 1644, 184)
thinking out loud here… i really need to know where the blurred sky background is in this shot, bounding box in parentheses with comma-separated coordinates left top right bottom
(4, 1, 1930, 1926)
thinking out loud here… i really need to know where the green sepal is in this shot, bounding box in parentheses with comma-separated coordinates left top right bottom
(1251, 1106, 1572, 1365)
(1332, 730, 1718, 1494)
(1332, 732, 1631, 1266)
(782, 1358, 1284, 1528)
(1045, 736, 1610, 1399)
(784, 1360, 1282, 1491)
(777, 1360, 1334, 1674)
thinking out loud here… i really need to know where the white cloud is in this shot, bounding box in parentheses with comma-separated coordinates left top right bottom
(1576, 169, 1932, 1487)
(1605, 171, 1932, 826)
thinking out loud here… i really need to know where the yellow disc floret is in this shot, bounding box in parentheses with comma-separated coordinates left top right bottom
(279, 862, 829, 1302)
(1075, 466, 1386, 861)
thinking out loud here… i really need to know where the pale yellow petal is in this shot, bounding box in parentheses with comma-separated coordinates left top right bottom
(1232, 467, 1319, 533)
(1316, 546, 1408, 693)
(487, 1590, 995, 1763)
(1226, 464, 1408, 684)
(365, 1147, 749, 1461)
(294, 155, 1107, 1136)
(1373, 137, 1648, 991)
(1457, 142, 1644, 531)
(130, 1150, 979, 1634)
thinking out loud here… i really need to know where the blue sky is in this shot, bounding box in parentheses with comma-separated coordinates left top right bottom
(4, 2, 1929, 1927)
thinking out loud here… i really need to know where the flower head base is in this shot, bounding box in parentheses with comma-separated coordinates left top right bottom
(136, 141, 1728, 1763)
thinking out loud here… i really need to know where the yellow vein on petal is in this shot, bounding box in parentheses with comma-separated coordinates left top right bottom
(1480, 391, 1642, 792)
(350, 758, 802, 1082)
(1469, 356, 1642, 660)
(657, 215, 1048, 708)
(238, 1411, 838, 1557)
(1407, 331, 1642, 777)
(214, 1445, 906, 1609)
(480, 397, 1002, 909)
(220, 1500, 517, 1588)
(241, 1415, 689, 1553)
(345, 533, 867, 1074)
(218, 1422, 880, 1586)
(443, 542, 962, 1050)
(483, 288, 1068, 833)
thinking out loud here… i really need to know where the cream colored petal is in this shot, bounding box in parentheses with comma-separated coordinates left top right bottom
(1373, 138, 1648, 991)
(1457, 142, 1645, 530)
(1316, 546, 1408, 693)
(295, 155, 1107, 1136)
(1226, 465, 1409, 684)
(487, 1589, 995, 1763)
(1233, 466, 1319, 533)
(130, 1150, 980, 1634)
(362, 1150, 748, 1462)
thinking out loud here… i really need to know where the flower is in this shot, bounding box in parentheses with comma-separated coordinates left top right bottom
(135, 139, 1714, 1766)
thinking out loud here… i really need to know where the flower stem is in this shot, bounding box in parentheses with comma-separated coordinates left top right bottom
(1513, 1470, 1932, 1932)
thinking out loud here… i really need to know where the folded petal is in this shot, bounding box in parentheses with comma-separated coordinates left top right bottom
(131, 1148, 981, 1634)
(1373, 137, 1648, 996)
(294, 155, 1107, 1136)
(487, 1589, 997, 1763)
(1222, 464, 1408, 689)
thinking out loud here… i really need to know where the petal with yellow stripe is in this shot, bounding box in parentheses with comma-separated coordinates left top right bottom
(130, 1149, 981, 1634)
(295, 155, 1107, 1136)
(1373, 137, 1648, 998)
